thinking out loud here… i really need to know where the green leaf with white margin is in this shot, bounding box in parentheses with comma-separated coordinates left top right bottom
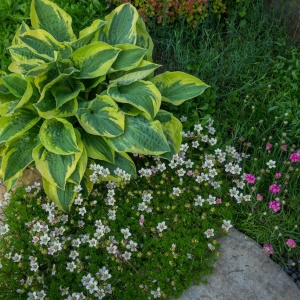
(68, 143, 88, 185)
(19, 29, 72, 60)
(8, 59, 45, 76)
(43, 178, 77, 211)
(136, 17, 154, 62)
(2, 74, 27, 98)
(34, 91, 78, 119)
(31, 0, 76, 42)
(98, 3, 138, 45)
(94, 152, 136, 182)
(33, 138, 82, 190)
(70, 42, 121, 79)
(12, 21, 30, 46)
(39, 117, 80, 155)
(2, 126, 39, 182)
(109, 60, 161, 85)
(0, 107, 40, 144)
(9, 45, 51, 62)
(155, 110, 182, 160)
(110, 44, 147, 72)
(52, 79, 85, 108)
(80, 129, 115, 163)
(68, 19, 106, 50)
(108, 80, 161, 120)
(108, 114, 170, 155)
(76, 95, 125, 138)
(151, 71, 209, 106)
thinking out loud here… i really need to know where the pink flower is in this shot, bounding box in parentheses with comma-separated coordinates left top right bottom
(216, 198, 222, 204)
(275, 173, 282, 178)
(262, 244, 274, 255)
(245, 174, 256, 184)
(281, 144, 287, 151)
(290, 152, 300, 163)
(268, 200, 281, 212)
(256, 194, 263, 201)
(269, 184, 280, 194)
(266, 142, 273, 150)
(187, 170, 193, 176)
(286, 239, 296, 248)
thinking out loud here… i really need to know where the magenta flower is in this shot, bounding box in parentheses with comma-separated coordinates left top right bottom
(290, 152, 300, 162)
(275, 173, 282, 178)
(266, 142, 273, 150)
(268, 200, 281, 212)
(262, 244, 274, 255)
(269, 184, 280, 194)
(256, 194, 263, 201)
(245, 174, 256, 184)
(286, 239, 296, 248)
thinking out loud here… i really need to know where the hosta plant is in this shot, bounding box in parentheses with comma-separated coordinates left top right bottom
(0, 0, 208, 211)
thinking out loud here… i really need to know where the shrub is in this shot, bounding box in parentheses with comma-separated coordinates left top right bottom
(0, 0, 208, 211)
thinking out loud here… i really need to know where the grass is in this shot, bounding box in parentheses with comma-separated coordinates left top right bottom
(0, 0, 300, 298)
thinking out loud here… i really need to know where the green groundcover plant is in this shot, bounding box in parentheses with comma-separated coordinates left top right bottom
(0, 119, 248, 299)
(0, 0, 208, 211)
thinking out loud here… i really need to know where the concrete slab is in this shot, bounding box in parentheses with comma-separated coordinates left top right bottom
(177, 228, 300, 300)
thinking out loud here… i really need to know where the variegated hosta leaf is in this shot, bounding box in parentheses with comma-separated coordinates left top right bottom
(99, 3, 138, 45)
(19, 29, 72, 60)
(33, 140, 82, 190)
(80, 130, 115, 163)
(68, 144, 88, 185)
(80, 76, 106, 93)
(80, 166, 94, 199)
(108, 114, 170, 155)
(9, 44, 51, 63)
(0, 107, 40, 144)
(110, 44, 147, 72)
(108, 80, 161, 120)
(151, 71, 209, 106)
(4, 173, 20, 191)
(12, 21, 30, 46)
(2, 74, 27, 98)
(94, 152, 136, 182)
(77, 95, 125, 137)
(52, 79, 85, 108)
(155, 110, 183, 160)
(31, 0, 76, 42)
(39, 118, 80, 155)
(69, 19, 106, 50)
(109, 60, 161, 85)
(8, 59, 45, 75)
(43, 178, 77, 211)
(34, 91, 78, 119)
(1, 126, 39, 182)
(70, 42, 121, 79)
(136, 17, 154, 62)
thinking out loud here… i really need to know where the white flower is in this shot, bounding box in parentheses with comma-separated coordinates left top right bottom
(66, 261, 77, 273)
(180, 116, 187, 122)
(151, 287, 162, 298)
(89, 238, 98, 248)
(192, 140, 199, 148)
(194, 195, 205, 206)
(122, 251, 132, 260)
(209, 138, 217, 146)
(194, 124, 203, 132)
(73, 185, 82, 193)
(108, 209, 116, 220)
(207, 195, 216, 205)
(126, 240, 138, 252)
(222, 220, 233, 231)
(156, 221, 167, 233)
(177, 168, 186, 177)
(266, 160, 276, 168)
(106, 243, 118, 254)
(39, 234, 50, 245)
(172, 187, 182, 196)
(157, 163, 166, 172)
(78, 207, 86, 216)
(204, 228, 214, 238)
(142, 192, 153, 203)
(72, 238, 82, 248)
(121, 228, 132, 239)
(0, 224, 9, 235)
(69, 250, 79, 260)
(11, 253, 22, 262)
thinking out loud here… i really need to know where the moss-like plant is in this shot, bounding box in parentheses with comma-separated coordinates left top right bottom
(0, 0, 208, 211)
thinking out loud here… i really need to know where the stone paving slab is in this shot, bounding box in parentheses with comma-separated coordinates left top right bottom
(177, 228, 300, 300)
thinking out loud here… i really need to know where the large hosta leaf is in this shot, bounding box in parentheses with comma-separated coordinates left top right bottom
(108, 114, 170, 155)
(8, 59, 45, 75)
(136, 17, 153, 62)
(110, 44, 147, 72)
(1, 126, 39, 182)
(70, 42, 121, 79)
(77, 95, 125, 137)
(39, 118, 80, 155)
(9, 44, 51, 63)
(99, 3, 138, 45)
(43, 178, 77, 211)
(155, 110, 182, 160)
(31, 0, 76, 42)
(12, 21, 30, 46)
(108, 80, 161, 120)
(109, 60, 161, 85)
(68, 145, 88, 185)
(151, 71, 209, 105)
(19, 29, 72, 60)
(0, 107, 40, 144)
(80, 130, 114, 163)
(2, 74, 27, 98)
(33, 141, 82, 190)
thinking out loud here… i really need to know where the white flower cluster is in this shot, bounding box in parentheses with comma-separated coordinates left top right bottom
(137, 191, 153, 213)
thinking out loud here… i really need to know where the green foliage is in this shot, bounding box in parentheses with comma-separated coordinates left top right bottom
(0, 0, 208, 211)
(109, 0, 229, 28)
